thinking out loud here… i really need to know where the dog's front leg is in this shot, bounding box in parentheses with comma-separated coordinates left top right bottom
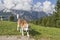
(17, 25, 19, 31)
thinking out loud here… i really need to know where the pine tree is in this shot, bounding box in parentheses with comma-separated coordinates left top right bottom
(31, 0, 60, 27)
(54, 0, 60, 27)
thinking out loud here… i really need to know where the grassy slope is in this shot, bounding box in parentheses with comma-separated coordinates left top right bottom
(30, 24, 60, 40)
(0, 21, 60, 40)
(0, 21, 20, 35)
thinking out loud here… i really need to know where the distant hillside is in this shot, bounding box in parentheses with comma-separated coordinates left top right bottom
(0, 10, 52, 21)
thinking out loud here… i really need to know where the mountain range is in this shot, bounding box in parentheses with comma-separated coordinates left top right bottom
(0, 10, 52, 21)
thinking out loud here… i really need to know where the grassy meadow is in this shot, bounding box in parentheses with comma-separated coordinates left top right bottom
(0, 21, 60, 40)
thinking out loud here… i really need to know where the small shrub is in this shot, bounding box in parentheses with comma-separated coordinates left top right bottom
(9, 15, 14, 21)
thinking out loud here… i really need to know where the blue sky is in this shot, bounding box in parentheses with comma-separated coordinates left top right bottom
(0, 0, 56, 13)
(0, 0, 57, 5)
(33, 0, 56, 4)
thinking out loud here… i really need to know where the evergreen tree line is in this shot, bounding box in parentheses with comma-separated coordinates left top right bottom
(31, 0, 60, 28)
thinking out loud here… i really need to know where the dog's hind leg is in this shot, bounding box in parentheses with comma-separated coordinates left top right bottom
(27, 30, 29, 37)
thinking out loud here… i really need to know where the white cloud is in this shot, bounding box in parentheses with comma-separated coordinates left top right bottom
(43, 1, 51, 13)
(0, 0, 5, 11)
(23, 2, 32, 11)
(22, 0, 32, 3)
(13, 4, 23, 10)
(0, 4, 5, 11)
(33, 0, 55, 14)
(4, 0, 14, 9)
(43, 0, 55, 14)
(52, 4, 55, 11)
(13, 2, 32, 11)
(3, 0, 32, 11)
(0, 0, 55, 14)
(33, 2, 42, 12)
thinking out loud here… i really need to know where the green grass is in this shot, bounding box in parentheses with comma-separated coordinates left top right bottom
(0, 21, 20, 35)
(30, 24, 60, 40)
(0, 21, 60, 40)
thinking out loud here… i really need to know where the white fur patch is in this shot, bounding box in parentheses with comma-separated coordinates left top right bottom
(24, 27, 28, 31)
(24, 24, 29, 31)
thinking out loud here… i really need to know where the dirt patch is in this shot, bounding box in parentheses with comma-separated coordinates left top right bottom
(0, 36, 35, 40)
